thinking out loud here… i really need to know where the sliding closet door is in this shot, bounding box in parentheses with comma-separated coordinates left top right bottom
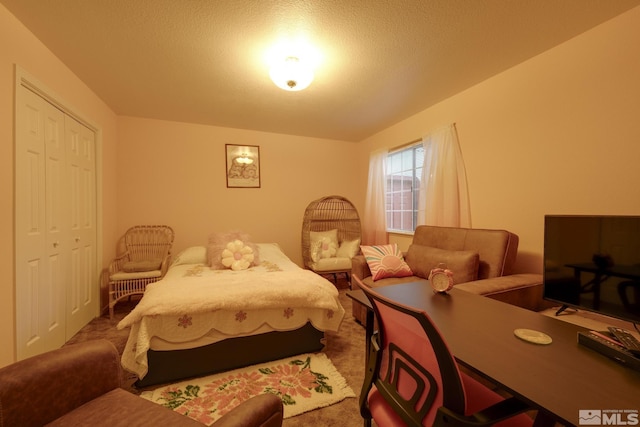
(15, 87, 67, 359)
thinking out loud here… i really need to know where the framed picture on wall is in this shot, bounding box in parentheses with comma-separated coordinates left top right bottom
(225, 144, 261, 188)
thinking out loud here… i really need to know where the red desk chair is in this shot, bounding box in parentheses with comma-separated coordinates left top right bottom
(356, 278, 534, 427)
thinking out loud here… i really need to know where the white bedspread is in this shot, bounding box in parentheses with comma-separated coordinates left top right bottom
(118, 243, 345, 379)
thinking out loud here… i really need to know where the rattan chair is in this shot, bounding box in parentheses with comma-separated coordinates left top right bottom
(301, 195, 361, 283)
(108, 225, 174, 319)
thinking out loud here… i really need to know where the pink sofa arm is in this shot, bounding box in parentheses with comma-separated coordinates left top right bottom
(0, 339, 121, 427)
(0, 340, 285, 427)
(213, 393, 284, 427)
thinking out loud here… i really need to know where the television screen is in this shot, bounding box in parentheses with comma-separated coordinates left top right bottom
(543, 215, 640, 324)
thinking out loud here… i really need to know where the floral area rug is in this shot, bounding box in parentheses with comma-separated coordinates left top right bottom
(140, 352, 356, 425)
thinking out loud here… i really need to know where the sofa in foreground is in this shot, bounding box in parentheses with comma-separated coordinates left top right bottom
(351, 225, 544, 326)
(0, 339, 283, 427)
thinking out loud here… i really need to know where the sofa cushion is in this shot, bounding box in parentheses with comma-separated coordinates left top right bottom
(455, 273, 543, 295)
(109, 270, 163, 281)
(361, 244, 413, 281)
(122, 259, 162, 273)
(359, 275, 425, 288)
(311, 256, 353, 272)
(404, 244, 480, 284)
(411, 225, 518, 279)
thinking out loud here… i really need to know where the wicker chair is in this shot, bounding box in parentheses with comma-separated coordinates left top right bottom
(301, 196, 361, 283)
(108, 225, 174, 319)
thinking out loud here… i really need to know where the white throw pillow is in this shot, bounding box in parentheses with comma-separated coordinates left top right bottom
(319, 237, 337, 258)
(310, 239, 323, 262)
(309, 229, 339, 259)
(336, 239, 361, 259)
(172, 246, 207, 266)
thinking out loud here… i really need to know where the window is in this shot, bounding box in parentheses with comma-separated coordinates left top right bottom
(385, 143, 424, 232)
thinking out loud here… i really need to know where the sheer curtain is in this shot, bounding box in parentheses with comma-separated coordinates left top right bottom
(362, 148, 388, 245)
(417, 124, 471, 227)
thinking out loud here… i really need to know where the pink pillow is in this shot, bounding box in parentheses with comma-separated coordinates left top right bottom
(208, 231, 260, 269)
(360, 244, 413, 281)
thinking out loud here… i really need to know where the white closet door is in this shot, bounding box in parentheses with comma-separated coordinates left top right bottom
(16, 87, 67, 359)
(65, 115, 97, 337)
(16, 82, 99, 360)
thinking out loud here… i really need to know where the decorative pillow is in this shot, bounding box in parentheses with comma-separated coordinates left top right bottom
(336, 239, 361, 259)
(221, 239, 255, 271)
(404, 244, 479, 284)
(172, 246, 207, 266)
(310, 239, 323, 263)
(319, 237, 338, 259)
(208, 231, 260, 269)
(360, 243, 413, 281)
(310, 229, 339, 259)
(122, 259, 162, 273)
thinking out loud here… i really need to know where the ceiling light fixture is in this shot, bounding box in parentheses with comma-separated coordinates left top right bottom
(269, 56, 314, 91)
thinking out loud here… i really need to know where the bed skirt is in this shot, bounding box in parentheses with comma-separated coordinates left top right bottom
(135, 322, 325, 387)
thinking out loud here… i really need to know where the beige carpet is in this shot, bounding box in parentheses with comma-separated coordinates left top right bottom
(66, 277, 367, 427)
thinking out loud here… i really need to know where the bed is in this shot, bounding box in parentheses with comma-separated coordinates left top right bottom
(117, 242, 345, 387)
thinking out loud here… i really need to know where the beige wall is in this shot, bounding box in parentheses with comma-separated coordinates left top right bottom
(116, 117, 363, 267)
(3, 2, 640, 369)
(0, 4, 119, 368)
(358, 6, 640, 273)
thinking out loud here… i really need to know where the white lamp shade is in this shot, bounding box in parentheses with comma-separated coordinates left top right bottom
(269, 56, 314, 91)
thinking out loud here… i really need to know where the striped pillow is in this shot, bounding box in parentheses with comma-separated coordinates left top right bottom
(360, 244, 413, 281)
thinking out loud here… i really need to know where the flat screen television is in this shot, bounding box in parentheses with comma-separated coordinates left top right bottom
(543, 215, 640, 325)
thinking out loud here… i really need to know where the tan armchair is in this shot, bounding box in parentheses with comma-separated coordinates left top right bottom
(108, 225, 174, 319)
(0, 339, 284, 427)
(352, 225, 544, 326)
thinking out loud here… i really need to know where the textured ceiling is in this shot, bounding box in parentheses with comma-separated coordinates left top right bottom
(3, 0, 639, 141)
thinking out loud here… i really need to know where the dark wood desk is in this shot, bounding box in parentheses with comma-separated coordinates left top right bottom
(349, 283, 640, 426)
